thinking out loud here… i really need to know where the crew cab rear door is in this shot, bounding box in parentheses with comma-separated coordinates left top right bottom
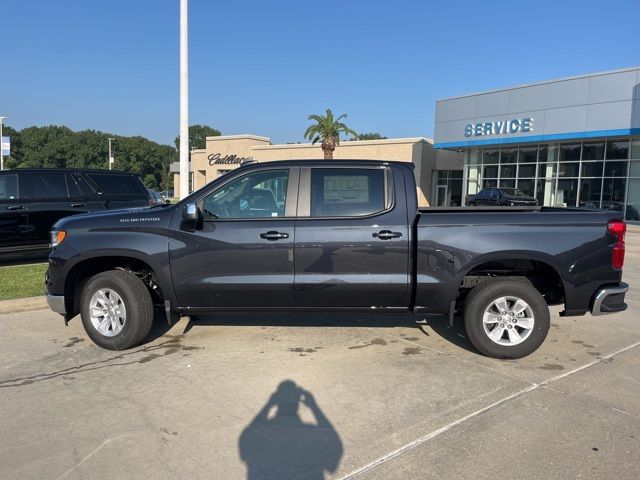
(293, 165, 410, 308)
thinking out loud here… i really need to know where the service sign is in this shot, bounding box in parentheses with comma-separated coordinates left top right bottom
(464, 118, 533, 138)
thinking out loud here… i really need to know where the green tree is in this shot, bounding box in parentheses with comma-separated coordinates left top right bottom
(174, 124, 221, 151)
(304, 109, 358, 159)
(3, 125, 177, 190)
(354, 132, 387, 140)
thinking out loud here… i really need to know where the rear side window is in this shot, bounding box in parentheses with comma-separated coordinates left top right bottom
(87, 173, 146, 195)
(31, 173, 69, 199)
(310, 168, 386, 217)
(0, 174, 18, 200)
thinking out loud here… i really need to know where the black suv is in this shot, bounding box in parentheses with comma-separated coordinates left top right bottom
(466, 187, 538, 206)
(0, 168, 152, 261)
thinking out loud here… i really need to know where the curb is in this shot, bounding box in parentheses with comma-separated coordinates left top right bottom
(0, 296, 48, 315)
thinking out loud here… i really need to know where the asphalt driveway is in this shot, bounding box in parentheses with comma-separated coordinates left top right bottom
(1, 235, 639, 479)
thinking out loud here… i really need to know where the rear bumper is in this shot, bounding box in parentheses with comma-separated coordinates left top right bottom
(591, 282, 628, 316)
(46, 294, 67, 315)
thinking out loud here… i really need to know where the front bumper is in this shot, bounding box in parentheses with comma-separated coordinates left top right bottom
(46, 293, 67, 315)
(591, 283, 628, 316)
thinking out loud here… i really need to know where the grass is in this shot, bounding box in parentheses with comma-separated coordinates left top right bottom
(0, 263, 48, 301)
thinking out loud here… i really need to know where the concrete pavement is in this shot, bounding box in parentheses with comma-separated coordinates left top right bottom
(0, 237, 638, 479)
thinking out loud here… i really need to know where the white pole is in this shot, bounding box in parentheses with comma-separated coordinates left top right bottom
(0, 116, 6, 171)
(179, 0, 189, 199)
(108, 137, 115, 170)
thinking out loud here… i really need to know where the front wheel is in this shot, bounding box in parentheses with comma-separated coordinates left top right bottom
(80, 270, 154, 350)
(464, 278, 550, 359)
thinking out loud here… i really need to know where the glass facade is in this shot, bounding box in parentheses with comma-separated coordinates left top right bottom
(435, 170, 463, 206)
(464, 137, 640, 220)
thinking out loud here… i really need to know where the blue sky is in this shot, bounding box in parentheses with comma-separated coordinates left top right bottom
(2, 0, 639, 146)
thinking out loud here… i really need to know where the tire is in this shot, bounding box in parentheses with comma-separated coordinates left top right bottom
(464, 278, 550, 359)
(80, 270, 154, 350)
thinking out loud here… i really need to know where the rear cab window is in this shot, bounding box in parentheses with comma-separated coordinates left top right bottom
(85, 173, 148, 196)
(308, 168, 390, 217)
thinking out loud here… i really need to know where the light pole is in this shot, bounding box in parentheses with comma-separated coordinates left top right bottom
(108, 137, 115, 170)
(179, 0, 189, 199)
(0, 116, 7, 170)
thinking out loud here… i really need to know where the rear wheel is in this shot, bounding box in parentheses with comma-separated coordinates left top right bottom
(464, 278, 550, 359)
(80, 270, 153, 350)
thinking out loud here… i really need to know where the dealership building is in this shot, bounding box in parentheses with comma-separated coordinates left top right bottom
(434, 66, 640, 219)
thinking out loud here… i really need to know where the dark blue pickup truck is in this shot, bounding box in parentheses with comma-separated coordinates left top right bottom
(45, 160, 629, 358)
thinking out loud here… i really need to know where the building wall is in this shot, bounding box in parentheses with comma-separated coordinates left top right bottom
(434, 66, 640, 148)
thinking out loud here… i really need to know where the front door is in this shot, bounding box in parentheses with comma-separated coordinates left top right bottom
(170, 167, 299, 308)
(294, 166, 410, 308)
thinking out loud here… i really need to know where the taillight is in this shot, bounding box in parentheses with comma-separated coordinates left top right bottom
(608, 220, 626, 270)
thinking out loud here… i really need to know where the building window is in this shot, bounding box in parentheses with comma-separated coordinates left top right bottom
(606, 139, 629, 160)
(464, 137, 638, 218)
(604, 161, 627, 177)
(627, 178, 640, 221)
(559, 144, 581, 162)
(500, 149, 518, 163)
(483, 149, 500, 163)
(557, 179, 578, 207)
(578, 179, 602, 208)
(434, 170, 463, 206)
(582, 141, 605, 160)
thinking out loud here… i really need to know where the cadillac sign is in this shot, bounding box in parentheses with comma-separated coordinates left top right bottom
(208, 153, 249, 166)
(464, 118, 533, 138)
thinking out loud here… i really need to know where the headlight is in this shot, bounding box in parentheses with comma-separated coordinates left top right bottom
(50, 230, 67, 248)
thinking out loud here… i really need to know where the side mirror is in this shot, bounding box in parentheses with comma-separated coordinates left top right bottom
(182, 203, 198, 221)
(181, 203, 201, 231)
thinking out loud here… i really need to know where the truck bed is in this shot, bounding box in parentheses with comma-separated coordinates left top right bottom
(414, 206, 623, 315)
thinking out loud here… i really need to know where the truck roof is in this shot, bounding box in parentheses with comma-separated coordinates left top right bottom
(236, 159, 416, 169)
(0, 168, 141, 175)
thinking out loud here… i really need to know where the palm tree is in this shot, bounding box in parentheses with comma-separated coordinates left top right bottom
(304, 109, 358, 159)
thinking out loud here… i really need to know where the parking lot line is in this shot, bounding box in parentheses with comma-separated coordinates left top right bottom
(340, 339, 640, 479)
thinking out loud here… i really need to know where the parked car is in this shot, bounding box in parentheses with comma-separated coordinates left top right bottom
(45, 160, 628, 359)
(148, 189, 167, 206)
(0, 168, 152, 261)
(466, 187, 538, 206)
(160, 189, 174, 201)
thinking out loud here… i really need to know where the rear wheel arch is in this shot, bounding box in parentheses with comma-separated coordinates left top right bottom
(459, 255, 567, 307)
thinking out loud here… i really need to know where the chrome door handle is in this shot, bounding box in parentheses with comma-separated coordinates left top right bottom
(260, 231, 290, 240)
(6, 205, 25, 211)
(373, 230, 402, 240)
(70, 203, 86, 208)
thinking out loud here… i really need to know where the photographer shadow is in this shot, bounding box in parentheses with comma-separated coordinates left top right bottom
(239, 380, 343, 480)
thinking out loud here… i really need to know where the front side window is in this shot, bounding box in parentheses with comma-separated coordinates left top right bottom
(203, 169, 289, 219)
(310, 168, 386, 217)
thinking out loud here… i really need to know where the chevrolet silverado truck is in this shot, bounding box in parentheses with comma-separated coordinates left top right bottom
(45, 160, 629, 358)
